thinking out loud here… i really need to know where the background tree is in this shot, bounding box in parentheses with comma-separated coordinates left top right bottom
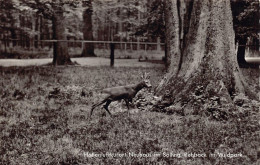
(231, 0, 259, 67)
(135, 0, 185, 69)
(81, 0, 95, 57)
(135, 0, 167, 62)
(155, 0, 258, 118)
(93, 0, 147, 45)
(52, 2, 72, 65)
(19, 0, 73, 65)
(135, 0, 165, 40)
(0, 0, 16, 54)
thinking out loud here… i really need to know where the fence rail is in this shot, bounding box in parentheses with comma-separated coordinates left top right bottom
(0, 39, 165, 54)
(0, 39, 166, 63)
(0, 39, 165, 45)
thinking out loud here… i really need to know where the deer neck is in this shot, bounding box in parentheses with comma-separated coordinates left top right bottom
(134, 82, 145, 92)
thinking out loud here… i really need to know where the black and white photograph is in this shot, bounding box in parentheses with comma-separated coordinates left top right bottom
(0, 0, 259, 164)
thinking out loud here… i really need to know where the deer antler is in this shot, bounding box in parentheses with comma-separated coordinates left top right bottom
(143, 72, 150, 79)
(140, 71, 145, 79)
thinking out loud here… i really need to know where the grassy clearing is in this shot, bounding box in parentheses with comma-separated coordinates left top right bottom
(0, 66, 259, 164)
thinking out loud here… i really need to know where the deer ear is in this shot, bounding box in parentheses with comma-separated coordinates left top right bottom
(141, 72, 145, 79)
(144, 72, 150, 79)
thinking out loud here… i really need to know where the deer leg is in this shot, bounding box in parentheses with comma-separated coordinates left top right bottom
(124, 99, 130, 110)
(103, 100, 112, 116)
(129, 98, 133, 107)
(90, 98, 107, 116)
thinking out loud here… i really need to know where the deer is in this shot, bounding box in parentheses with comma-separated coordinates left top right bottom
(90, 73, 152, 117)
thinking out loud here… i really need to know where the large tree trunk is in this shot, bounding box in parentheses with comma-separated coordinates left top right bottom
(81, 0, 95, 57)
(155, 0, 258, 117)
(52, 10, 72, 65)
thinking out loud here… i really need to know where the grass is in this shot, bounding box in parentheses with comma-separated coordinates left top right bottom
(0, 66, 259, 164)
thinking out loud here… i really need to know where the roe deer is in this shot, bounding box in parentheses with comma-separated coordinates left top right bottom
(90, 73, 152, 116)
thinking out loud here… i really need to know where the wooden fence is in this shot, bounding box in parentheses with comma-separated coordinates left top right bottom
(0, 39, 166, 66)
(0, 39, 165, 52)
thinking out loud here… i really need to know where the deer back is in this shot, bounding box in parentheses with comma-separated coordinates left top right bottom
(102, 85, 136, 99)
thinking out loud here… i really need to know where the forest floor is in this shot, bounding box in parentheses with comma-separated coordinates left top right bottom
(0, 66, 259, 164)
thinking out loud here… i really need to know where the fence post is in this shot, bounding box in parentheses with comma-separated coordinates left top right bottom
(144, 43, 147, 55)
(124, 42, 127, 55)
(81, 41, 84, 53)
(110, 43, 115, 67)
(156, 37, 161, 52)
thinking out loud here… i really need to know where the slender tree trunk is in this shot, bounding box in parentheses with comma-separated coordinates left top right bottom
(4, 34, 7, 54)
(40, 15, 43, 49)
(22, 34, 25, 48)
(26, 35, 30, 49)
(52, 10, 72, 65)
(35, 14, 39, 49)
(119, 7, 123, 50)
(163, 0, 181, 73)
(155, 0, 258, 117)
(137, 2, 141, 51)
(10, 29, 17, 47)
(156, 37, 161, 52)
(81, 0, 95, 57)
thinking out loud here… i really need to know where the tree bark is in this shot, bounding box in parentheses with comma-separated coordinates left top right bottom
(81, 0, 95, 57)
(155, 0, 258, 116)
(163, 0, 181, 74)
(52, 10, 72, 65)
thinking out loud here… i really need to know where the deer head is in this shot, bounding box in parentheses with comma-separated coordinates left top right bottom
(141, 72, 152, 88)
